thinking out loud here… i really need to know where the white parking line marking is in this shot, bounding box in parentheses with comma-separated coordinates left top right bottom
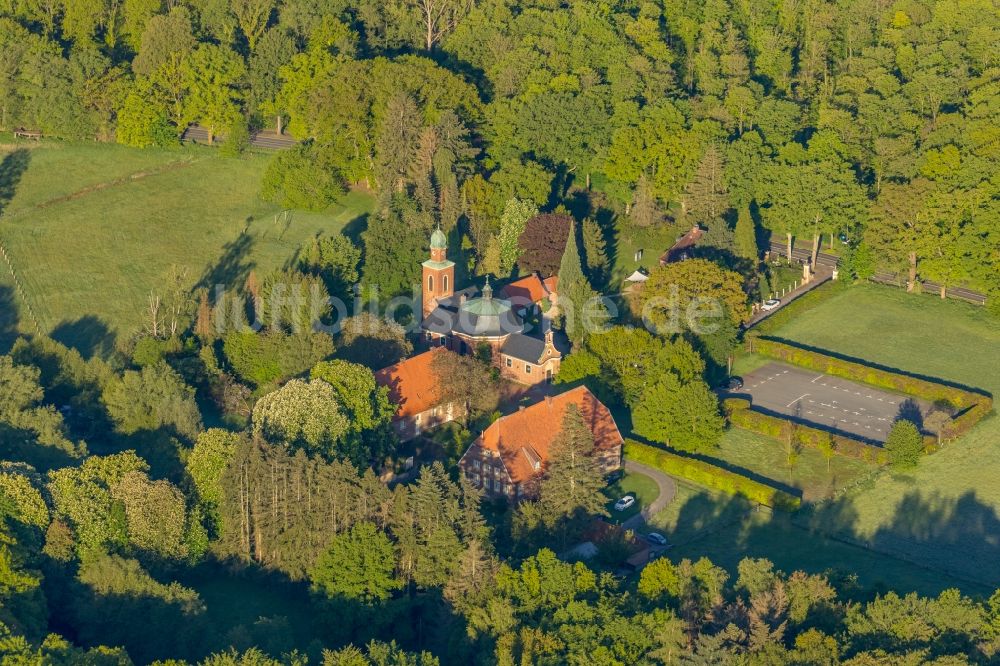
(786, 393, 810, 408)
(812, 374, 825, 383)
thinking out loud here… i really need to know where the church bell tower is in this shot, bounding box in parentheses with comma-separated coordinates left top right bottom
(422, 226, 455, 319)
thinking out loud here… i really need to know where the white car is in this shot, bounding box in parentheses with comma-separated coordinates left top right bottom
(761, 298, 781, 311)
(613, 496, 636, 512)
(645, 532, 668, 546)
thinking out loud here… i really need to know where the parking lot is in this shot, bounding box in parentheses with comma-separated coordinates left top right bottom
(739, 362, 929, 443)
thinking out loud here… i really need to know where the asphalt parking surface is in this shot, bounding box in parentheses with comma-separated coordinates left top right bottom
(739, 362, 929, 443)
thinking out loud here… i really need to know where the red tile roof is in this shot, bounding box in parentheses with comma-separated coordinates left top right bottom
(474, 386, 623, 485)
(660, 226, 703, 264)
(542, 275, 558, 295)
(374, 347, 448, 420)
(500, 273, 556, 305)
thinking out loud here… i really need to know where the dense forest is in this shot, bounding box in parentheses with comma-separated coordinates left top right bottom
(0, 0, 998, 302)
(2, 0, 1000, 663)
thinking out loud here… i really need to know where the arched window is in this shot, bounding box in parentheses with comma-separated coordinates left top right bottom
(428, 275, 434, 292)
(442, 274, 449, 292)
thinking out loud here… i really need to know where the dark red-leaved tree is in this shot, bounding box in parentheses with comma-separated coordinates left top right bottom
(516, 213, 572, 277)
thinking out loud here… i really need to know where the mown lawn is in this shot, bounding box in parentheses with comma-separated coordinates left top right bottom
(603, 470, 660, 525)
(0, 140, 374, 355)
(766, 283, 1000, 588)
(704, 428, 873, 502)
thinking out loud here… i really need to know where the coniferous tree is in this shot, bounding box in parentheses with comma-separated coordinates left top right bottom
(310, 521, 400, 603)
(557, 223, 605, 347)
(538, 404, 608, 522)
(581, 218, 609, 288)
(735, 205, 759, 260)
(683, 145, 730, 228)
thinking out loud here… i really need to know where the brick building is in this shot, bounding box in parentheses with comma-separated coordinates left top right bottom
(458, 386, 623, 501)
(374, 347, 465, 441)
(420, 229, 561, 385)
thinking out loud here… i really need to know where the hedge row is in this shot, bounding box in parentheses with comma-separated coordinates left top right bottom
(749, 338, 993, 440)
(726, 404, 887, 464)
(625, 440, 801, 511)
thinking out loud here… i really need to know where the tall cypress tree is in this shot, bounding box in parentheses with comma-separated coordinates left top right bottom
(558, 223, 605, 347)
(735, 205, 759, 260)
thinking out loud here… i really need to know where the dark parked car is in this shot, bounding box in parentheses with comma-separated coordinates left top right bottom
(727, 377, 744, 391)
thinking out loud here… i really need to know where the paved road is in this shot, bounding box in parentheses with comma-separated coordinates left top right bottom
(181, 125, 298, 150)
(768, 240, 839, 268)
(871, 272, 986, 305)
(745, 270, 832, 329)
(765, 241, 986, 306)
(622, 459, 677, 531)
(738, 362, 930, 443)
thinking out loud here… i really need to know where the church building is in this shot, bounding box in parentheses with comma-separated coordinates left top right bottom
(420, 228, 561, 385)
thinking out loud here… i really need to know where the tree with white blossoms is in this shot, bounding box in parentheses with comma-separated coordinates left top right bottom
(251, 378, 350, 458)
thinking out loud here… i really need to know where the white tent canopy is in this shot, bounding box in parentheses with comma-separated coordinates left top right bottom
(625, 270, 649, 283)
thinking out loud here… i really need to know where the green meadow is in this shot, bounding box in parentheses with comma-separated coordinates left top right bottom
(0, 140, 373, 354)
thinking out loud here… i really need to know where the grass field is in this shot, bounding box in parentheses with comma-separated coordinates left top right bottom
(646, 479, 989, 598)
(609, 219, 682, 284)
(641, 284, 1000, 596)
(704, 428, 873, 502)
(765, 283, 1000, 588)
(0, 140, 374, 355)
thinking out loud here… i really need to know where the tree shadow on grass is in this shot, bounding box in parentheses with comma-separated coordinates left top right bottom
(664, 481, 1000, 597)
(869, 489, 1000, 587)
(0, 285, 19, 354)
(0, 148, 30, 215)
(50, 315, 116, 360)
(197, 232, 256, 297)
(341, 212, 370, 247)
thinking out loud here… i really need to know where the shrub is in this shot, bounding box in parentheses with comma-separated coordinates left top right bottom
(625, 440, 800, 510)
(722, 397, 751, 412)
(220, 115, 250, 157)
(884, 420, 924, 469)
(222, 330, 334, 388)
(131, 336, 182, 367)
(260, 143, 347, 211)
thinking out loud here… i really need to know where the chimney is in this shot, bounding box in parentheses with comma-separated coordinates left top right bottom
(545, 395, 553, 407)
(545, 328, 553, 345)
(519, 404, 526, 411)
(459, 293, 468, 305)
